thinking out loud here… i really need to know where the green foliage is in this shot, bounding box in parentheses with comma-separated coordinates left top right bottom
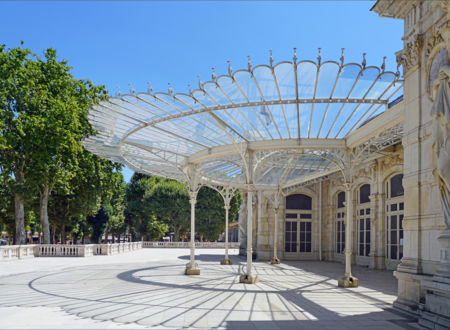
(144, 180, 190, 240)
(125, 173, 165, 240)
(0, 43, 108, 243)
(196, 187, 241, 241)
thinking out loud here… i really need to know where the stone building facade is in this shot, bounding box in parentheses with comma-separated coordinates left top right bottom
(238, 1, 450, 328)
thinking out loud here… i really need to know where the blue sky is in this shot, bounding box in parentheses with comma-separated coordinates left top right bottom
(1, 0, 403, 182)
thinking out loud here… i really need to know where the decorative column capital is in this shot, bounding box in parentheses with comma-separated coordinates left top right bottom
(396, 33, 424, 74)
(188, 191, 198, 204)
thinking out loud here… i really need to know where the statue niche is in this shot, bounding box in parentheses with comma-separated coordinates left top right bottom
(431, 64, 450, 228)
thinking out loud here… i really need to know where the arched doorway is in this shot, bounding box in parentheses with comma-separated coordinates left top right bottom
(284, 194, 313, 259)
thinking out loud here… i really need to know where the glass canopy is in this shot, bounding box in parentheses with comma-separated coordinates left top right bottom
(84, 52, 403, 189)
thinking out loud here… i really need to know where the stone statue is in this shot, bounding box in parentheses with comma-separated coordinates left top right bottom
(431, 65, 450, 228)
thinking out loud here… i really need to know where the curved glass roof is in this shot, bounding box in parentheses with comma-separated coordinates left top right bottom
(84, 52, 403, 189)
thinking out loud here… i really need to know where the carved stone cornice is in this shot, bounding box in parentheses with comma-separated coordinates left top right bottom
(396, 34, 424, 73)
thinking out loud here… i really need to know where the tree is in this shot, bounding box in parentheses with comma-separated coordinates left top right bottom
(125, 173, 169, 241)
(0, 43, 35, 244)
(48, 151, 123, 243)
(144, 180, 190, 241)
(0, 43, 107, 244)
(196, 187, 241, 241)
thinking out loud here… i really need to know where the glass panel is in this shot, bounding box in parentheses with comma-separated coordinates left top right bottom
(286, 222, 291, 231)
(316, 62, 340, 98)
(274, 62, 296, 100)
(359, 184, 371, 203)
(305, 243, 311, 252)
(350, 67, 380, 99)
(286, 194, 312, 210)
(300, 244, 305, 252)
(292, 222, 297, 231)
(296, 61, 317, 99)
(391, 230, 397, 244)
(360, 209, 364, 216)
(285, 243, 290, 252)
(366, 219, 371, 230)
(233, 70, 260, 103)
(360, 244, 364, 256)
(300, 222, 305, 231)
(391, 204, 397, 211)
(300, 232, 305, 241)
(306, 222, 311, 231)
(390, 174, 404, 197)
(360, 231, 364, 243)
(366, 72, 396, 99)
(252, 65, 279, 101)
(333, 64, 361, 98)
(337, 191, 345, 208)
(400, 202, 404, 210)
(337, 103, 373, 138)
(337, 212, 341, 219)
(291, 232, 297, 242)
(366, 208, 371, 214)
(366, 231, 370, 243)
(391, 246, 397, 259)
(366, 245, 370, 256)
(286, 213, 297, 219)
(391, 215, 397, 229)
(300, 213, 312, 219)
(306, 232, 311, 241)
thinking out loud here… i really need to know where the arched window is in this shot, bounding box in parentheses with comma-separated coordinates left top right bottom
(386, 174, 404, 260)
(336, 191, 345, 254)
(357, 184, 371, 257)
(285, 194, 312, 254)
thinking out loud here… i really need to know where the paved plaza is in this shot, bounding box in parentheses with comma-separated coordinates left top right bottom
(0, 248, 418, 329)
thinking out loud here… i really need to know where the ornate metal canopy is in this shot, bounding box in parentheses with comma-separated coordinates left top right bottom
(84, 50, 403, 189)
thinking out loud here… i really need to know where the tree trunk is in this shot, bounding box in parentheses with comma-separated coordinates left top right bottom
(40, 185, 51, 244)
(14, 194, 26, 245)
(61, 225, 65, 244)
(174, 227, 180, 242)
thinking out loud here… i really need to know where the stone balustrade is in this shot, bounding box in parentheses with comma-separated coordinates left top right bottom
(0, 241, 236, 260)
(142, 241, 240, 249)
(0, 245, 38, 260)
(0, 242, 143, 260)
(94, 242, 142, 255)
(36, 244, 95, 257)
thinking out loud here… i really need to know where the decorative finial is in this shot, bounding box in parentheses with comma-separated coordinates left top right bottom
(188, 84, 193, 96)
(168, 82, 173, 95)
(128, 83, 135, 95)
(381, 56, 386, 72)
(247, 55, 252, 71)
(211, 67, 216, 81)
(269, 49, 274, 67)
(293, 47, 298, 62)
(147, 82, 153, 94)
(340, 48, 345, 66)
(317, 47, 322, 65)
(115, 86, 121, 97)
(362, 53, 366, 69)
(197, 75, 202, 89)
(227, 60, 232, 75)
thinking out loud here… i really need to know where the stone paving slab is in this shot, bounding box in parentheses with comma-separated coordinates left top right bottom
(0, 248, 419, 329)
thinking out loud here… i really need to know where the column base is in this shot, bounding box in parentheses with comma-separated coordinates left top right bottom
(239, 274, 259, 284)
(338, 275, 359, 288)
(270, 257, 280, 264)
(220, 258, 233, 265)
(185, 262, 200, 275)
(418, 279, 450, 329)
